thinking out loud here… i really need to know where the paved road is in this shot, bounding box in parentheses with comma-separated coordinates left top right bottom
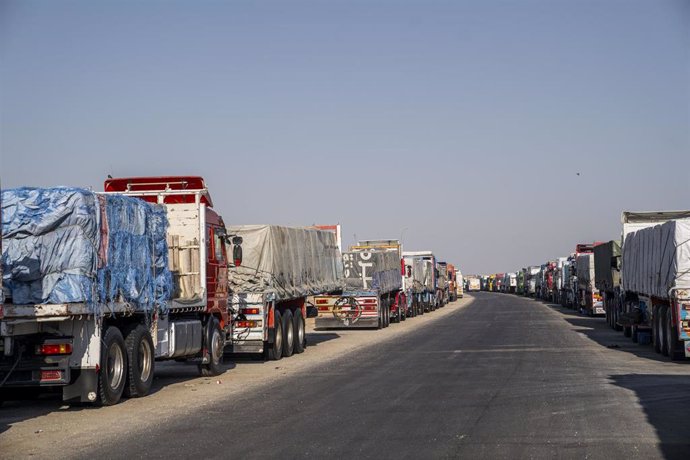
(38, 293, 690, 458)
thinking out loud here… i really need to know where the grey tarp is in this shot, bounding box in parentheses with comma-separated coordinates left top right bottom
(403, 256, 425, 293)
(227, 225, 344, 300)
(594, 240, 621, 291)
(576, 254, 595, 291)
(622, 218, 690, 299)
(343, 250, 401, 293)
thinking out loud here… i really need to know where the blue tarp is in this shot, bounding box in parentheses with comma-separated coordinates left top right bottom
(1, 188, 172, 313)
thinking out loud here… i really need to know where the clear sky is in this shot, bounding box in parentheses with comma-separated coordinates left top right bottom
(1, 0, 688, 274)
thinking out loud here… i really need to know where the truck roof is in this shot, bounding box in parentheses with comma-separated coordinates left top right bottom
(104, 176, 214, 207)
(622, 210, 690, 224)
(403, 251, 434, 257)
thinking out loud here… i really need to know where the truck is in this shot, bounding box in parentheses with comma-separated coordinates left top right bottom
(1, 177, 241, 405)
(227, 225, 343, 355)
(516, 269, 526, 295)
(552, 257, 568, 304)
(455, 269, 464, 298)
(576, 252, 604, 315)
(403, 251, 437, 312)
(436, 262, 450, 306)
(466, 276, 481, 292)
(525, 266, 540, 296)
(352, 239, 407, 322)
(620, 217, 690, 359)
(446, 263, 458, 302)
(594, 240, 622, 330)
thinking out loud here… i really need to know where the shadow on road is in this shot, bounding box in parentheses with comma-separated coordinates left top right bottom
(610, 374, 690, 459)
(0, 359, 240, 434)
(542, 301, 684, 364)
(305, 332, 340, 347)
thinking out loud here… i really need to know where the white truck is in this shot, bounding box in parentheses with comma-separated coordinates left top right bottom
(618, 212, 690, 359)
(227, 225, 343, 359)
(1, 177, 240, 405)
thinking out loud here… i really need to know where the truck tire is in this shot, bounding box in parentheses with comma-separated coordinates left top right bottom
(293, 309, 305, 354)
(377, 308, 383, 330)
(98, 326, 128, 406)
(200, 317, 224, 376)
(384, 303, 390, 328)
(653, 307, 663, 354)
(666, 307, 683, 361)
(623, 326, 632, 338)
(282, 309, 295, 358)
(266, 310, 283, 360)
(124, 324, 155, 397)
(613, 307, 623, 331)
(659, 305, 669, 355)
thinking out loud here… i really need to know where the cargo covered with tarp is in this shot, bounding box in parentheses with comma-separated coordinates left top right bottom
(343, 250, 401, 294)
(1, 188, 172, 313)
(622, 218, 690, 299)
(227, 225, 344, 300)
(576, 254, 595, 291)
(594, 240, 621, 292)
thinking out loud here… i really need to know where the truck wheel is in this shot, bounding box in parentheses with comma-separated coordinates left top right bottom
(200, 317, 224, 376)
(623, 326, 632, 338)
(98, 326, 128, 406)
(266, 310, 283, 360)
(282, 309, 295, 358)
(293, 309, 305, 354)
(124, 324, 155, 397)
(653, 307, 663, 354)
(384, 304, 390, 328)
(632, 325, 639, 343)
(666, 307, 683, 361)
(613, 308, 622, 331)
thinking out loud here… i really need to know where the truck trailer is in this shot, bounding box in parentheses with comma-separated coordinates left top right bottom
(227, 224, 343, 356)
(403, 251, 437, 312)
(313, 241, 402, 329)
(618, 212, 690, 358)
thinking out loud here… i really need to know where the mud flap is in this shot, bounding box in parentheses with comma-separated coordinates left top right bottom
(63, 368, 98, 403)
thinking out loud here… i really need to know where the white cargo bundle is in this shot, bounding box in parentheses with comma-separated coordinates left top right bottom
(622, 218, 690, 299)
(227, 225, 344, 300)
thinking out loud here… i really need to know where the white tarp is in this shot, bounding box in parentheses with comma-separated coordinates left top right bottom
(343, 250, 401, 293)
(622, 218, 690, 299)
(227, 225, 344, 300)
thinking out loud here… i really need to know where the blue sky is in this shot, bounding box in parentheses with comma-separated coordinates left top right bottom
(1, 0, 688, 274)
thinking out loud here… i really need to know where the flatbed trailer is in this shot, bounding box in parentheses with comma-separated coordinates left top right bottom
(1, 177, 237, 405)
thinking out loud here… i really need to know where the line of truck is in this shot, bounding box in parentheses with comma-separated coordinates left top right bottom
(0, 176, 464, 406)
(475, 210, 690, 361)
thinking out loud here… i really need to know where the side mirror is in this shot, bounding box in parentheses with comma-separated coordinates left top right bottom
(232, 244, 243, 267)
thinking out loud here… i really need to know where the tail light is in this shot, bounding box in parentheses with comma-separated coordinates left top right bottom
(235, 320, 260, 328)
(240, 308, 260, 315)
(318, 306, 329, 311)
(316, 299, 329, 305)
(36, 343, 73, 355)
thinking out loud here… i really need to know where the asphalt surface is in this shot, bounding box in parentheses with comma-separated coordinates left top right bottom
(55, 293, 690, 458)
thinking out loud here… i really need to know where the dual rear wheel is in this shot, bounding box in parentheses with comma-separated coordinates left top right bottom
(266, 308, 306, 360)
(98, 324, 155, 406)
